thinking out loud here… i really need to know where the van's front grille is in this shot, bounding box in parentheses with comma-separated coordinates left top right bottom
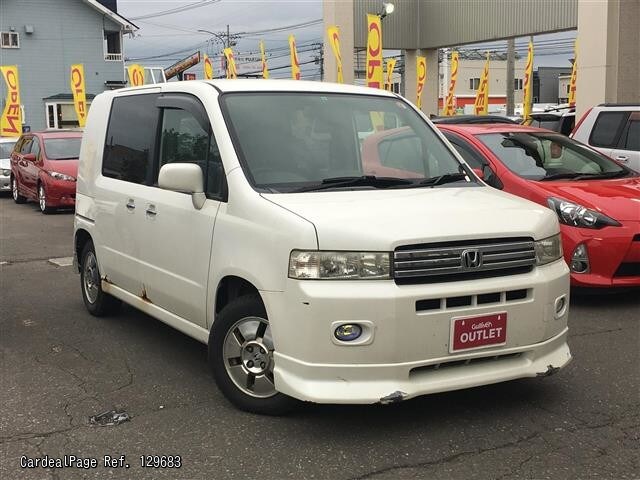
(394, 237, 536, 284)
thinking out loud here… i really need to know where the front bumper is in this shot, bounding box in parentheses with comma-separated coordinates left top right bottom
(0, 174, 9, 191)
(45, 179, 76, 207)
(262, 259, 571, 404)
(562, 222, 640, 287)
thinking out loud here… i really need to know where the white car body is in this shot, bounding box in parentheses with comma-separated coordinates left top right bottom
(0, 136, 17, 191)
(74, 80, 571, 407)
(572, 104, 640, 172)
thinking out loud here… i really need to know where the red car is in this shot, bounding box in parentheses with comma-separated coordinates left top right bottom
(437, 123, 640, 288)
(11, 131, 82, 213)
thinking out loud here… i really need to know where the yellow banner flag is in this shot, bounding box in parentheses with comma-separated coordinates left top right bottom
(443, 51, 459, 116)
(259, 41, 269, 79)
(385, 58, 397, 91)
(224, 48, 237, 79)
(474, 54, 490, 115)
(523, 40, 534, 120)
(289, 35, 301, 80)
(568, 40, 577, 107)
(127, 64, 145, 86)
(416, 56, 426, 109)
(327, 26, 344, 83)
(204, 54, 214, 80)
(70, 64, 88, 127)
(0, 66, 22, 137)
(366, 14, 383, 89)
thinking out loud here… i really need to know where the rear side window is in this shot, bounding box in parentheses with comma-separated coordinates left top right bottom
(103, 94, 159, 184)
(621, 119, 639, 152)
(589, 111, 629, 148)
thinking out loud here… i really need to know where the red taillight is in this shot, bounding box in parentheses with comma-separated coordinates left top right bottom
(571, 107, 593, 137)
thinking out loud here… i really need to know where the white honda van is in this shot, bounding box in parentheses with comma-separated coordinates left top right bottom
(74, 80, 571, 414)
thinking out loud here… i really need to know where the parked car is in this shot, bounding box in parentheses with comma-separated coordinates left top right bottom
(571, 103, 639, 172)
(74, 80, 570, 414)
(431, 114, 518, 125)
(0, 136, 18, 192)
(524, 107, 575, 136)
(438, 123, 640, 288)
(10, 130, 82, 213)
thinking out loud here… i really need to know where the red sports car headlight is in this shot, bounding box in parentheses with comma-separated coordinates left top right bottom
(547, 197, 621, 229)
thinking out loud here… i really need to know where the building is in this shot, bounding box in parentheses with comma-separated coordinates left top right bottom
(558, 74, 571, 104)
(534, 66, 572, 104)
(0, 0, 137, 132)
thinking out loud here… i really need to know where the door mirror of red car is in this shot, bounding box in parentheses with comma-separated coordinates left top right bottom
(23, 153, 36, 162)
(471, 168, 484, 180)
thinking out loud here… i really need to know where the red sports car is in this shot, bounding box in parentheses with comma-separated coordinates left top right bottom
(437, 123, 640, 288)
(11, 130, 82, 213)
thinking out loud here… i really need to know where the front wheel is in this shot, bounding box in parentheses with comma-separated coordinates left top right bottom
(12, 177, 26, 204)
(80, 241, 121, 316)
(38, 184, 55, 214)
(209, 294, 297, 415)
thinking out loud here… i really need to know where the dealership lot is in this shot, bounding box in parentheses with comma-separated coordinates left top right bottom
(1, 196, 638, 480)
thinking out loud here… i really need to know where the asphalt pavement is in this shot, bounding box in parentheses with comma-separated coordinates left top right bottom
(1, 195, 638, 480)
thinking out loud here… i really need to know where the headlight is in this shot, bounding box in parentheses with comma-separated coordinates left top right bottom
(534, 234, 563, 266)
(547, 197, 620, 229)
(47, 171, 76, 181)
(0, 168, 10, 176)
(288, 250, 391, 280)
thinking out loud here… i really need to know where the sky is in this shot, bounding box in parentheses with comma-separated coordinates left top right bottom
(117, 0, 576, 79)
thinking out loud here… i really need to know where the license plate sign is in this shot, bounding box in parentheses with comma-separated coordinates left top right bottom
(451, 312, 507, 352)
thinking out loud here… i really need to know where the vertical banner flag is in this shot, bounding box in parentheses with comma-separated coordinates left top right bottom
(0, 66, 22, 137)
(416, 56, 427, 109)
(522, 39, 534, 120)
(568, 40, 577, 107)
(474, 53, 490, 115)
(385, 58, 397, 91)
(259, 41, 269, 79)
(443, 51, 459, 116)
(224, 48, 237, 79)
(204, 54, 214, 80)
(127, 64, 145, 86)
(326, 26, 343, 83)
(70, 64, 88, 127)
(366, 14, 383, 89)
(289, 35, 301, 80)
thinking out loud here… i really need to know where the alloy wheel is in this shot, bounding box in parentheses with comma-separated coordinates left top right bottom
(83, 251, 100, 304)
(12, 178, 18, 201)
(38, 185, 46, 212)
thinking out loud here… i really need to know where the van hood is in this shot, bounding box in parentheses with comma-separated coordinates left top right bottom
(45, 159, 78, 178)
(533, 176, 640, 221)
(263, 186, 559, 251)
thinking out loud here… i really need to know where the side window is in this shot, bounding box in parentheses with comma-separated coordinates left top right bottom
(103, 94, 159, 185)
(20, 137, 33, 154)
(378, 135, 423, 173)
(31, 139, 41, 159)
(158, 107, 224, 199)
(621, 118, 640, 152)
(444, 133, 486, 169)
(589, 111, 629, 148)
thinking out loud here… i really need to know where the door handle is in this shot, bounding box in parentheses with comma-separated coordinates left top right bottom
(145, 204, 157, 217)
(615, 155, 629, 162)
(125, 199, 135, 210)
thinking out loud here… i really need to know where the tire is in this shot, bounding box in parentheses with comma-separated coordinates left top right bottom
(209, 294, 297, 415)
(80, 241, 121, 316)
(12, 176, 26, 204)
(38, 183, 55, 214)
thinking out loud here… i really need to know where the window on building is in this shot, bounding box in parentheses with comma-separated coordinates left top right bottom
(104, 31, 122, 61)
(1, 32, 19, 48)
(514, 78, 523, 90)
(45, 102, 91, 129)
(102, 94, 159, 184)
(469, 78, 480, 90)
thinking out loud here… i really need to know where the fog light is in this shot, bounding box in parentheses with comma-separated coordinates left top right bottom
(334, 324, 362, 341)
(570, 244, 589, 273)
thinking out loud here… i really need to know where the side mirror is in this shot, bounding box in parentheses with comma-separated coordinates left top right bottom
(482, 164, 504, 190)
(23, 153, 36, 162)
(158, 163, 206, 209)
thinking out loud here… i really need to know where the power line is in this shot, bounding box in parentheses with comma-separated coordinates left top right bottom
(130, 0, 222, 20)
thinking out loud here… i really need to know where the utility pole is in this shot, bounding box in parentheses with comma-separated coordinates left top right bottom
(226, 24, 230, 48)
(506, 38, 515, 116)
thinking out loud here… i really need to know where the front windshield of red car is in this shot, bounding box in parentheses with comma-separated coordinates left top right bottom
(477, 132, 631, 181)
(43, 137, 82, 160)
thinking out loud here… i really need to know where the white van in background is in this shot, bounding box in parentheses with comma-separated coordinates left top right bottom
(74, 80, 571, 414)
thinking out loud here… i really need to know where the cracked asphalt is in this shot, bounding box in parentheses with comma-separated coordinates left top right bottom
(1, 196, 639, 480)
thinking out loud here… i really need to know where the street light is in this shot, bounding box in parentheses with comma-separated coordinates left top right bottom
(379, 2, 395, 19)
(197, 28, 229, 48)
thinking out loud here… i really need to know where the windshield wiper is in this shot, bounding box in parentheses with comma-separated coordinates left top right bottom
(52, 156, 78, 160)
(539, 172, 583, 181)
(571, 170, 629, 181)
(393, 172, 468, 189)
(292, 175, 414, 192)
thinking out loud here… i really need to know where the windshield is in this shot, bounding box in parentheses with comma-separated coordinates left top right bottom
(477, 132, 630, 181)
(0, 140, 16, 158)
(221, 93, 467, 192)
(44, 137, 82, 160)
